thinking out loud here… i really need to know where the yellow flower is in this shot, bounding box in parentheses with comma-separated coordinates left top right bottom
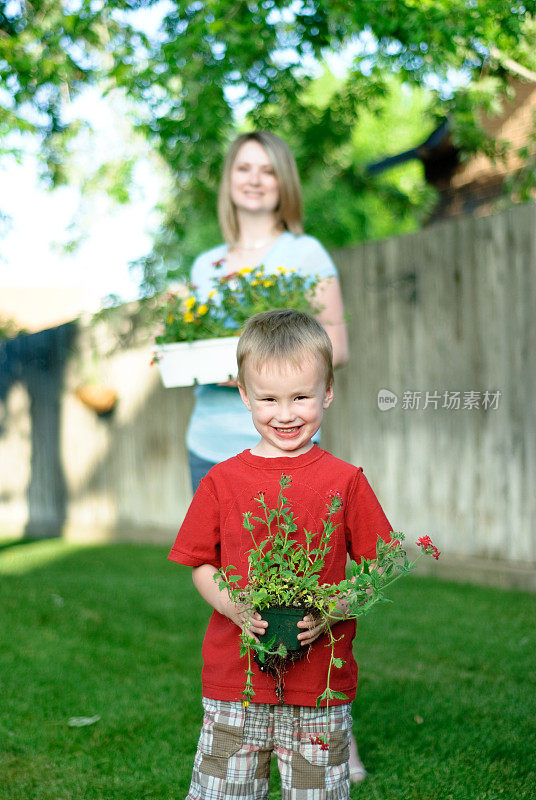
(167, 314, 174, 324)
(251, 280, 260, 286)
(197, 304, 209, 316)
(183, 311, 195, 323)
(238, 267, 253, 275)
(208, 290, 217, 299)
(185, 296, 196, 310)
(263, 280, 275, 288)
(276, 266, 288, 274)
(243, 700, 249, 708)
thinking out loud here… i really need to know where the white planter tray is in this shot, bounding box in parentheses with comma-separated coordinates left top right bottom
(155, 336, 241, 388)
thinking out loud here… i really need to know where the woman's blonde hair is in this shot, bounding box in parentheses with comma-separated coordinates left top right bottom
(218, 131, 303, 244)
(237, 309, 333, 389)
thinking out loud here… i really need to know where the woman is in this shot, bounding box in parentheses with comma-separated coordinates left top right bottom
(184, 131, 366, 783)
(186, 131, 349, 485)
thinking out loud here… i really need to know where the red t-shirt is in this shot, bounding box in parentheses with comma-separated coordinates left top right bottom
(168, 446, 392, 706)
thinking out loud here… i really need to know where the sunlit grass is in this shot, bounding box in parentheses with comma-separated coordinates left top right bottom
(1, 541, 535, 800)
(0, 538, 83, 575)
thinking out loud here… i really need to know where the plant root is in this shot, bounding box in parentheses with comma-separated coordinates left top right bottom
(254, 648, 308, 704)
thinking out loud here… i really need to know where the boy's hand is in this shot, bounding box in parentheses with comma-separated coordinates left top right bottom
(192, 564, 267, 642)
(297, 592, 352, 646)
(224, 600, 268, 643)
(242, 610, 268, 643)
(297, 614, 328, 646)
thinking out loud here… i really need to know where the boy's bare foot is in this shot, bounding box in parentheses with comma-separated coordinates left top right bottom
(349, 733, 368, 784)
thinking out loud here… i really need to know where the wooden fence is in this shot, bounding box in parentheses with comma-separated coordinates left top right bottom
(1, 203, 534, 589)
(321, 203, 535, 588)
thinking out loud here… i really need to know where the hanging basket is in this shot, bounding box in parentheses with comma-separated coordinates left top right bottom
(154, 336, 241, 388)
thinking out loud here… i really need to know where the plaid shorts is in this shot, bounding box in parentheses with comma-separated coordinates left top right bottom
(186, 697, 352, 800)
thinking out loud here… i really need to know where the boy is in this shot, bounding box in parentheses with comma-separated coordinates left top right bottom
(169, 309, 392, 800)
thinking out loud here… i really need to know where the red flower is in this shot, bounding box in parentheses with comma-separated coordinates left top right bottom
(416, 535, 432, 548)
(309, 735, 329, 750)
(416, 535, 441, 560)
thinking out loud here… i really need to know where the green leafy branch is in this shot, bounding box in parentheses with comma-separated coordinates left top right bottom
(214, 473, 441, 743)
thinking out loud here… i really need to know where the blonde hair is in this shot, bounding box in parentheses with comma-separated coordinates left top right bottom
(237, 309, 333, 388)
(218, 131, 303, 244)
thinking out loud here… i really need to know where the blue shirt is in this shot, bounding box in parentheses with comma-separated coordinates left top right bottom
(186, 232, 338, 463)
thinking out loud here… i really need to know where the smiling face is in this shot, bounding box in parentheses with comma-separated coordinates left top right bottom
(238, 358, 334, 458)
(230, 139, 280, 217)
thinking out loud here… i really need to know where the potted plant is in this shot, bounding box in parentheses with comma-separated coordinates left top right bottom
(152, 266, 320, 387)
(215, 473, 441, 744)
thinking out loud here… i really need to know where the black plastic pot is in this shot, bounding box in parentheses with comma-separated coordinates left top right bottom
(260, 606, 306, 652)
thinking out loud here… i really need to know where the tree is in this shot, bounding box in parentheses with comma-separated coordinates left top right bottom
(116, 0, 536, 288)
(0, 0, 152, 181)
(2, 0, 536, 291)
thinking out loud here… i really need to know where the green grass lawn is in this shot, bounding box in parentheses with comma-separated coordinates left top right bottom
(0, 539, 535, 800)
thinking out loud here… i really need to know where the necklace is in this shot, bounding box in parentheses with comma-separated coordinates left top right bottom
(238, 233, 279, 250)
